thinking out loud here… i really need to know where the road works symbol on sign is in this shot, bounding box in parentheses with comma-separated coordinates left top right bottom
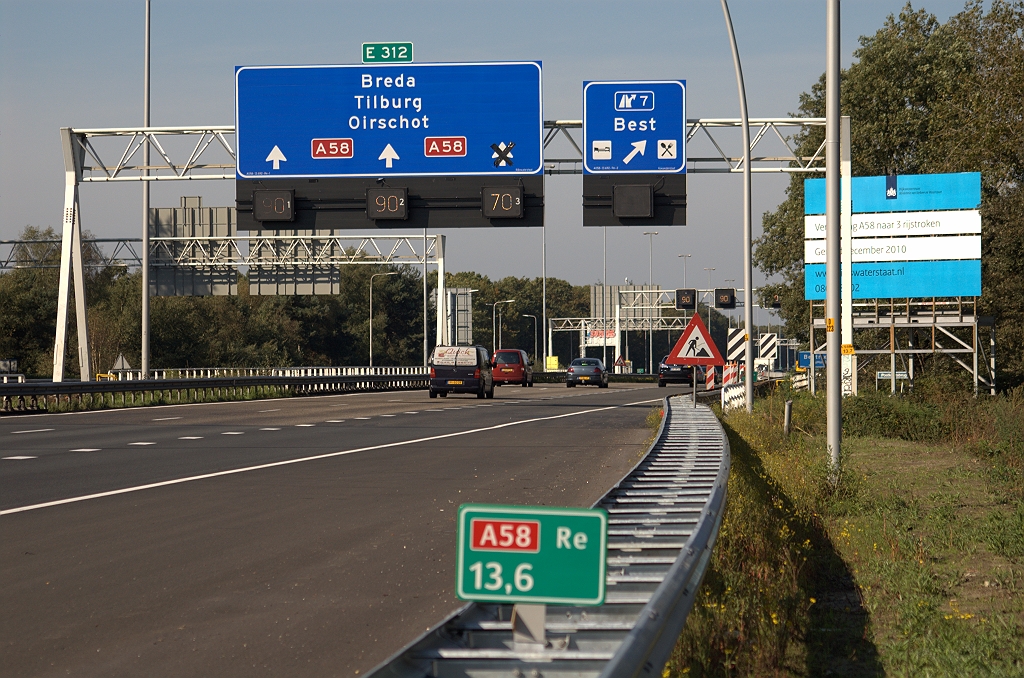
(665, 314, 725, 366)
(457, 504, 607, 605)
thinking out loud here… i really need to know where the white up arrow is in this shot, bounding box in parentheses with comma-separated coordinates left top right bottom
(378, 143, 400, 168)
(265, 145, 287, 170)
(622, 140, 647, 165)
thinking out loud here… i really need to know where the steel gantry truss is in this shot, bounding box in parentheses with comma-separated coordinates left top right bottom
(51, 118, 825, 381)
(1, 239, 142, 270)
(543, 118, 826, 174)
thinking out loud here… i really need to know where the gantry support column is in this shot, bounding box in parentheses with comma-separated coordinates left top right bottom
(53, 128, 92, 382)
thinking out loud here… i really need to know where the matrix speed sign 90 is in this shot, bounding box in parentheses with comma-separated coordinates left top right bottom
(456, 504, 607, 606)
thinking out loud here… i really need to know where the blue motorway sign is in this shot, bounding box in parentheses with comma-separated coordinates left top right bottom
(797, 351, 827, 369)
(583, 80, 686, 174)
(804, 260, 981, 300)
(804, 172, 981, 214)
(235, 62, 543, 179)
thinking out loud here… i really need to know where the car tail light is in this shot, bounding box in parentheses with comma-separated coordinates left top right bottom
(567, 367, 574, 373)
(430, 367, 436, 378)
(474, 368, 481, 379)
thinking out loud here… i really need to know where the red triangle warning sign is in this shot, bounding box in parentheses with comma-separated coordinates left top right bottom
(665, 314, 725, 366)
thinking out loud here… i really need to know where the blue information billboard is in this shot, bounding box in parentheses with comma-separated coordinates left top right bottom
(803, 172, 982, 300)
(582, 81, 686, 174)
(804, 172, 981, 214)
(235, 62, 543, 179)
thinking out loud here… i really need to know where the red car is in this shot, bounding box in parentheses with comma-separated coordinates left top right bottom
(491, 349, 534, 387)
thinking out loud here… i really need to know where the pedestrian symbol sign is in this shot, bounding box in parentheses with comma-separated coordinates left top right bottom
(665, 314, 725, 366)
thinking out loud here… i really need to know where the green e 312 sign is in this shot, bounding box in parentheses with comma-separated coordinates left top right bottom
(456, 504, 607, 606)
(362, 42, 413, 64)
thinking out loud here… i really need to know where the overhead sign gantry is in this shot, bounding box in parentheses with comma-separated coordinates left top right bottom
(234, 62, 545, 229)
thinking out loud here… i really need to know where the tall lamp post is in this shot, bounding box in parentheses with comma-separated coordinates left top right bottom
(369, 271, 397, 367)
(678, 253, 691, 288)
(643, 231, 658, 374)
(522, 314, 538, 364)
(491, 299, 515, 354)
(704, 267, 717, 332)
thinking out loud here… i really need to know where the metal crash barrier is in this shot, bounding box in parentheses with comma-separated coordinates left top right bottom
(369, 394, 730, 678)
(0, 366, 429, 412)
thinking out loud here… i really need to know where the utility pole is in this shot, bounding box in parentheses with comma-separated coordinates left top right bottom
(643, 231, 658, 374)
(720, 0, 754, 413)
(825, 0, 842, 479)
(141, 0, 151, 379)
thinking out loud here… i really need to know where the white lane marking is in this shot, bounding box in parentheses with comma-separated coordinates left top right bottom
(354, 417, 371, 420)
(259, 428, 281, 431)
(221, 432, 244, 435)
(128, 442, 155, 446)
(258, 409, 280, 413)
(403, 412, 419, 414)
(325, 420, 345, 423)
(12, 429, 54, 434)
(178, 436, 203, 440)
(4, 456, 37, 460)
(71, 448, 101, 452)
(152, 417, 182, 421)
(296, 424, 315, 427)
(380, 414, 396, 417)
(1, 397, 663, 516)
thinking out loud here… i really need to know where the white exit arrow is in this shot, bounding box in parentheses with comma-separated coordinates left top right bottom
(265, 145, 287, 170)
(622, 140, 647, 165)
(378, 143, 400, 168)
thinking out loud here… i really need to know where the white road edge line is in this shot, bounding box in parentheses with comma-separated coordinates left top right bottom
(12, 429, 55, 434)
(1, 398, 663, 516)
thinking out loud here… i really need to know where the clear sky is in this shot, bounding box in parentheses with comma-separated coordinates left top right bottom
(0, 0, 973, 309)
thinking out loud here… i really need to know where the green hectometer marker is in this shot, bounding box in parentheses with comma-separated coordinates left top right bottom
(456, 504, 607, 606)
(362, 42, 413, 64)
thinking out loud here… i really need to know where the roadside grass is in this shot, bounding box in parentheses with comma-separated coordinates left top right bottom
(667, 384, 1024, 677)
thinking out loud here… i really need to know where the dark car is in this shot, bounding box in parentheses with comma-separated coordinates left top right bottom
(658, 355, 698, 387)
(566, 358, 609, 388)
(492, 349, 534, 387)
(429, 345, 494, 399)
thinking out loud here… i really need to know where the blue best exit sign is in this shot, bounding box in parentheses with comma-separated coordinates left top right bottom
(583, 80, 686, 174)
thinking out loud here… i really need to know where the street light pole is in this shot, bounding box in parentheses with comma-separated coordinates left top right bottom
(369, 271, 397, 367)
(523, 315, 538, 364)
(491, 299, 515, 354)
(678, 253, 691, 288)
(643, 231, 658, 375)
(721, 0, 754, 413)
(704, 267, 716, 332)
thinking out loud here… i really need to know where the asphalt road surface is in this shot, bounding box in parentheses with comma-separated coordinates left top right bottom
(1, 381, 693, 676)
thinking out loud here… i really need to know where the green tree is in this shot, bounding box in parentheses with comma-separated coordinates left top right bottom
(755, 1, 1024, 387)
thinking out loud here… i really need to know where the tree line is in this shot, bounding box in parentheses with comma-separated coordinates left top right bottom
(1, 226, 733, 378)
(756, 1, 1024, 388)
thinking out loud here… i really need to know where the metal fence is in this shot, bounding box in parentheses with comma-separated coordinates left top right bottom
(368, 394, 730, 677)
(0, 366, 428, 413)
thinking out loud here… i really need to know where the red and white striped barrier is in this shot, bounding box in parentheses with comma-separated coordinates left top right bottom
(722, 362, 740, 385)
(706, 366, 716, 390)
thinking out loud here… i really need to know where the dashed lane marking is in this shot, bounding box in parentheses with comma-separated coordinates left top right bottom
(258, 409, 280, 413)
(1, 397, 663, 515)
(3, 456, 37, 460)
(354, 417, 371, 420)
(128, 442, 156, 446)
(152, 417, 182, 421)
(71, 448, 101, 452)
(259, 428, 281, 431)
(380, 414, 396, 417)
(178, 436, 203, 440)
(296, 424, 315, 427)
(403, 412, 419, 414)
(221, 432, 244, 435)
(325, 420, 345, 423)
(12, 429, 54, 434)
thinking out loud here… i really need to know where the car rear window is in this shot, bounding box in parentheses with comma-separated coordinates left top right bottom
(494, 352, 521, 365)
(572, 359, 602, 367)
(431, 346, 478, 366)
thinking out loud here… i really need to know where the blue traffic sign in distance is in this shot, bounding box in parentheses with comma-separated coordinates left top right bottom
(235, 62, 543, 179)
(583, 80, 686, 174)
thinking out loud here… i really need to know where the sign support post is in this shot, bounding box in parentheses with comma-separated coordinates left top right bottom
(825, 0, 842, 481)
(840, 115, 856, 396)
